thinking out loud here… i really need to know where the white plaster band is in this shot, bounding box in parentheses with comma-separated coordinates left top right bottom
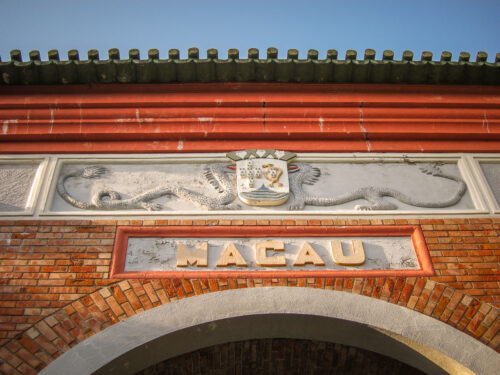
(3, 152, 500, 217)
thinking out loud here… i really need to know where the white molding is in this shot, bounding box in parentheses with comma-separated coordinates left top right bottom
(0, 152, 498, 218)
(37, 157, 59, 217)
(458, 156, 490, 212)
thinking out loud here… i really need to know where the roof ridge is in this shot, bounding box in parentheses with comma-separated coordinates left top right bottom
(1, 48, 499, 85)
(3, 47, 499, 63)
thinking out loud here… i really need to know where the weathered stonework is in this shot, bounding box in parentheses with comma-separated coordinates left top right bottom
(47, 155, 477, 214)
(124, 236, 417, 272)
(0, 163, 41, 213)
(479, 162, 500, 206)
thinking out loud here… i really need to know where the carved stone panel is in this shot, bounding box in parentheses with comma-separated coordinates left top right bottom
(0, 163, 40, 212)
(48, 151, 474, 214)
(479, 162, 500, 207)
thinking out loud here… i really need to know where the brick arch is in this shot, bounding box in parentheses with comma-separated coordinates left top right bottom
(0, 277, 498, 374)
(36, 288, 499, 375)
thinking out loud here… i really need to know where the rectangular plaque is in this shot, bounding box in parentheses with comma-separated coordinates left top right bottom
(110, 226, 434, 278)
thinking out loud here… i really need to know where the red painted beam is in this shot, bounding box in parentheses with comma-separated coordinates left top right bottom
(1, 83, 499, 153)
(2, 139, 500, 154)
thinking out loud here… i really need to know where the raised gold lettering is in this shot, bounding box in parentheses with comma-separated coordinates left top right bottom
(331, 240, 365, 265)
(255, 240, 286, 267)
(216, 242, 248, 267)
(176, 242, 208, 267)
(293, 242, 325, 266)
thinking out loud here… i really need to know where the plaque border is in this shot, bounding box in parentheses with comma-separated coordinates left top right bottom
(110, 225, 434, 279)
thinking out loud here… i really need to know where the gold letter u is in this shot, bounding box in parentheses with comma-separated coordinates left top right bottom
(331, 240, 365, 266)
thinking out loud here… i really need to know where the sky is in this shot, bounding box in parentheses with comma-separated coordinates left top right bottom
(1, 0, 499, 62)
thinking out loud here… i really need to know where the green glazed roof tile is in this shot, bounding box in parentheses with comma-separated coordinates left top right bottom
(1, 48, 499, 85)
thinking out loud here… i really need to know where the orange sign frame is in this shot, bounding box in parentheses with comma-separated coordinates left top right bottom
(110, 225, 434, 279)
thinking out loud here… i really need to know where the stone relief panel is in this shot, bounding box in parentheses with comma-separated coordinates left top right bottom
(0, 162, 41, 212)
(479, 162, 500, 207)
(48, 151, 475, 214)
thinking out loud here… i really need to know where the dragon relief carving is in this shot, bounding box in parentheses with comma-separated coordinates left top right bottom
(287, 163, 466, 211)
(56, 160, 467, 212)
(56, 164, 240, 211)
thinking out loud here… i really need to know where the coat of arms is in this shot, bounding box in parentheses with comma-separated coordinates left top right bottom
(56, 149, 467, 212)
(226, 150, 296, 206)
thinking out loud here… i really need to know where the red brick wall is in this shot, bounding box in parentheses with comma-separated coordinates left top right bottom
(0, 218, 499, 374)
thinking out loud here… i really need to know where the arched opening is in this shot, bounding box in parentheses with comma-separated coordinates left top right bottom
(136, 338, 427, 374)
(40, 288, 499, 375)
